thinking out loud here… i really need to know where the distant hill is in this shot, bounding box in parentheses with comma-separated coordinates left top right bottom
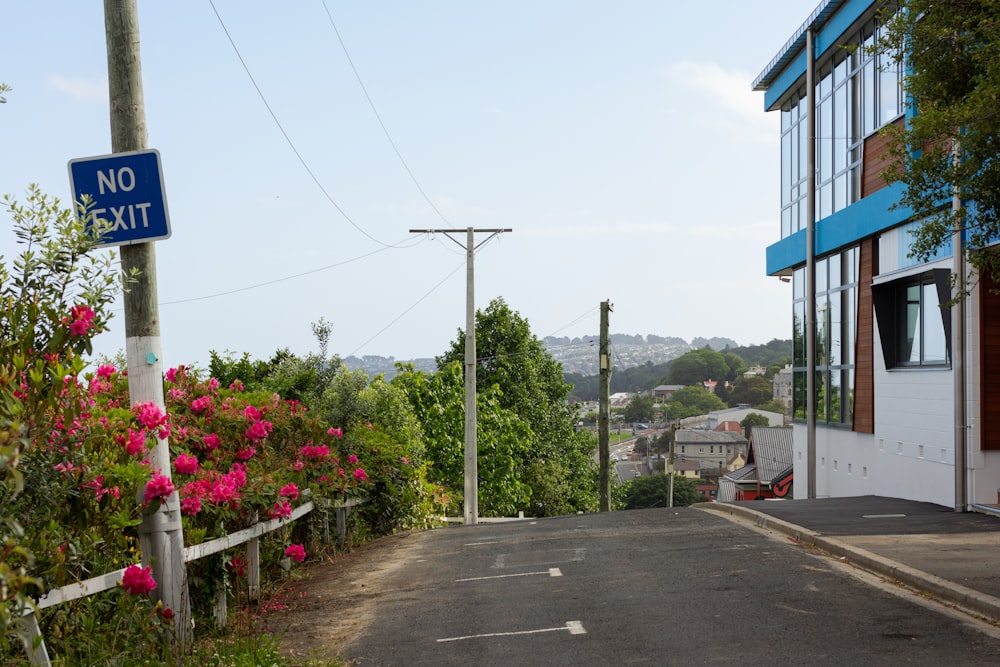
(542, 334, 740, 376)
(341, 355, 436, 379)
(342, 335, 791, 385)
(560, 336, 792, 401)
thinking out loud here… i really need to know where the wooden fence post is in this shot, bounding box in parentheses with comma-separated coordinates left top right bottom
(25, 612, 50, 666)
(247, 511, 260, 601)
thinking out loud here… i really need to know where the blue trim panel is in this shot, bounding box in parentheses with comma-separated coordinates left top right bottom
(765, 183, 914, 274)
(762, 0, 879, 111)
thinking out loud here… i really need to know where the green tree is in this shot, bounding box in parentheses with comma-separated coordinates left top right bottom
(730, 376, 773, 407)
(876, 1, 1000, 285)
(621, 474, 702, 509)
(666, 348, 731, 386)
(754, 398, 788, 416)
(623, 393, 655, 423)
(740, 412, 772, 438)
(664, 385, 726, 420)
(392, 362, 533, 517)
(437, 298, 598, 515)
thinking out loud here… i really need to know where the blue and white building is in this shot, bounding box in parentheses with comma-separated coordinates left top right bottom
(756, 0, 1000, 508)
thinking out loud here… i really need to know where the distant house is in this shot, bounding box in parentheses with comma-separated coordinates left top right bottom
(672, 458, 703, 479)
(609, 392, 633, 408)
(743, 365, 767, 377)
(715, 421, 743, 434)
(674, 430, 748, 471)
(652, 384, 684, 401)
(772, 365, 792, 416)
(706, 406, 784, 430)
(718, 427, 793, 502)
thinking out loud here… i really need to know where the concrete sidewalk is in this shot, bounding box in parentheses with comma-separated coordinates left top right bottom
(698, 495, 1000, 624)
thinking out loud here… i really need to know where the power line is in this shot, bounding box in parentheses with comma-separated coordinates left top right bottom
(348, 258, 466, 357)
(208, 0, 399, 248)
(321, 1, 455, 228)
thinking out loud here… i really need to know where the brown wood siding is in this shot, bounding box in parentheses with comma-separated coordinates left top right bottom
(861, 117, 904, 199)
(853, 238, 875, 433)
(980, 271, 1000, 450)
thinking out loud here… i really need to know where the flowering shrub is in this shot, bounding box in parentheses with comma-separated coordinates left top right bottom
(1, 186, 441, 664)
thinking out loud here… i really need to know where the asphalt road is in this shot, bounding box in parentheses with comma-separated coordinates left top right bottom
(344, 508, 1000, 666)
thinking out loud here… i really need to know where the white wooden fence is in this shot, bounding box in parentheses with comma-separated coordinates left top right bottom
(22, 495, 364, 666)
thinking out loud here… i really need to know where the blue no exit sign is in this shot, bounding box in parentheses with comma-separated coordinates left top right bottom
(68, 149, 171, 247)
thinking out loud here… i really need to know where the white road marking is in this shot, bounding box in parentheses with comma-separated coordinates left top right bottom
(455, 568, 562, 582)
(861, 513, 907, 518)
(464, 541, 500, 546)
(437, 620, 586, 643)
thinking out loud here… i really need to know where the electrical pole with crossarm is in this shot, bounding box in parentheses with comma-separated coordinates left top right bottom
(104, 0, 190, 644)
(410, 227, 511, 524)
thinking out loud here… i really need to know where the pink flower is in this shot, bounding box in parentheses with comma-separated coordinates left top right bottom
(135, 402, 166, 430)
(248, 418, 274, 442)
(293, 460, 304, 471)
(201, 433, 220, 450)
(165, 367, 178, 383)
(284, 544, 306, 563)
(207, 378, 220, 391)
(229, 379, 244, 391)
(268, 499, 292, 519)
(347, 453, 358, 464)
(167, 387, 187, 401)
(121, 564, 157, 596)
(279, 483, 300, 500)
(328, 427, 344, 439)
(69, 318, 91, 337)
(235, 446, 256, 460)
(227, 462, 248, 488)
(173, 452, 199, 475)
(180, 496, 202, 516)
(97, 364, 116, 379)
(190, 395, 212, 414)
(300, 444, 330, 460)
(401, 456, 410, 465)
(68, 305, 96, 337)
(353, 468, 368, 482)
(144, 473, 175, 504)
(210, 478, 239, 504)
(243, 405, 261, 421)
(124, 429, 147, 456)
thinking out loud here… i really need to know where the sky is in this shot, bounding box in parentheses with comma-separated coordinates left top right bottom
(1, 1, 815, 369)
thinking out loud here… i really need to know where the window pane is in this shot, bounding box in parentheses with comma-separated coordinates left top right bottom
(830, 368, 842, 423)
(843, 368, 854, 426)
(845, 286, 856, 366)
(862, 60, 876, 135)
(830, 290, 843, 365)
(900, 284, 920, 363)
(793, 300, 806, 367)
(817, 370, 829, 422)
(794, 371, 807, 419)
(922, 283, 948, 363)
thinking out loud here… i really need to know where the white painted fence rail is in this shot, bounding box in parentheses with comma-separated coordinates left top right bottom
(22, 495, 365, 666)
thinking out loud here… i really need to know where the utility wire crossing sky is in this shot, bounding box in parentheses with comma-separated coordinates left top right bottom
(0, 1, 811, 368)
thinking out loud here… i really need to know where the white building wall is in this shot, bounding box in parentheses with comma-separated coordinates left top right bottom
(792, 312, 957, 508)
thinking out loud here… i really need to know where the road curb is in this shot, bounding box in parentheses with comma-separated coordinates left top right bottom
(695, 502, 1000, 624)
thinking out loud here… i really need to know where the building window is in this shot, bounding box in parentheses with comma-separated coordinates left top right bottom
(779, 11, 903, 239)
(873, 271, 950, 368)
(791, 247, 859, 424)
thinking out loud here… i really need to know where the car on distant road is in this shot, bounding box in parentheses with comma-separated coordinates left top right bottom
(635, 424, 648, 431)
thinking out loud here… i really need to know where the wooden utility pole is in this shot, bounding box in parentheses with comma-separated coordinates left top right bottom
(105, 0, 190, 644)
(410, 227, 511, 524)
(598, 300, 613, 511)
